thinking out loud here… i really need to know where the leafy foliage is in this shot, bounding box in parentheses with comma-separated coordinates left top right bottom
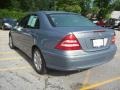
(0, 9, 25, 19)
(112, 0, 120, 11)
(56, 0, 81, 13)
(0, 0, 119, 19)
(93, 0, 113, 18)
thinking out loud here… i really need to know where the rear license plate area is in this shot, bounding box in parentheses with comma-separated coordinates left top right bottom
(92, 38, 108, 48)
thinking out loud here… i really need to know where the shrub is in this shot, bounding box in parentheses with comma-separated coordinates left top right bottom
(0, 9, 26, 19)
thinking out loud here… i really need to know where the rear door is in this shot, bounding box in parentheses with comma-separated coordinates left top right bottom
(11, 15, 30, 49)
(12, 14, 40, 55)
(20, 14, 40, 55)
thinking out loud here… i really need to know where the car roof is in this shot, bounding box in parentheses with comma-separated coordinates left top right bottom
(36, 11, 75, 15)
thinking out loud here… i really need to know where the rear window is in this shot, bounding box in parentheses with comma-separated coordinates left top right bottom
(47, 13, 96, 27)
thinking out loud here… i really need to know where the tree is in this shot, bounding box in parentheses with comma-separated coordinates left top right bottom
(79, 0, 92, 15)
(112, 0, 120, 10)
(0, 0, 11, 9)
(0, 0, 117, 19)
(93, 0, 112, 18)
(56, 0, 81, 13)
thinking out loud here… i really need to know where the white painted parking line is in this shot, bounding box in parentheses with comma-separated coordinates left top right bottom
(0, 57, 22, 61)
(0, 51, 16, 54)
(0, 66, 31, 72)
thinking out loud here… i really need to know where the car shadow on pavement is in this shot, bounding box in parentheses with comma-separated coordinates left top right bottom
(14, 48, 90, 76)
(14, 48, 34, 67)
(46, 68, 89, 76)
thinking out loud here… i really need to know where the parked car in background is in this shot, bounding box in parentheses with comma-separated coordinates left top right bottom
(96, 19, 105, 27)
(9, 11, 117, 74)
(105, 18, 120, 30)
(105, 18, 116, 29)
(90, 17, 105, 27)
(90, 17, 98, 24)
(0, 18, 17, 30)
(113, 18, 120, 30)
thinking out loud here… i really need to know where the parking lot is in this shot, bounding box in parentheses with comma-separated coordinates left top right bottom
(0, 29, 120, 90)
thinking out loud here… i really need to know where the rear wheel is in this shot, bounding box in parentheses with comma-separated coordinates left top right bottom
(33, 48, 47, 74)
(9, 36, 15, 49)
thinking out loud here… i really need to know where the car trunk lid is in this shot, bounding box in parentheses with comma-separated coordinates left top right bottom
(72, 28, 114, 52)
(52, 26, 115, 52)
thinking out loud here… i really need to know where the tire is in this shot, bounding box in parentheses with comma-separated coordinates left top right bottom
(9, 36, 15, 49)
(32, 48, 47, 74)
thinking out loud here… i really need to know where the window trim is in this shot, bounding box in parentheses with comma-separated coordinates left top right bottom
(18, 14, 40, 29)
(27, 14, 40, 29)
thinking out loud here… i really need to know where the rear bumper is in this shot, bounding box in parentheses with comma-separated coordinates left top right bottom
(42, 45, 117, 71)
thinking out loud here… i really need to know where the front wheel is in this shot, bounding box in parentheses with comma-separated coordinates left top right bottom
(33, 48, 47, 74)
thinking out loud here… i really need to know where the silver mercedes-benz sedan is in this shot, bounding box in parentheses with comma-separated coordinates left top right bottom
(9, 11, 117, 74)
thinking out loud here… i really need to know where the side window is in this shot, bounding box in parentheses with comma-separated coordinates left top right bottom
(18, 15, 30, 28)
(35, 18, 40, 29)
(27, 15, 40, 29)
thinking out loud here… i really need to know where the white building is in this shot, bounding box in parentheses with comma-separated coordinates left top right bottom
(111, 11, 120, 19)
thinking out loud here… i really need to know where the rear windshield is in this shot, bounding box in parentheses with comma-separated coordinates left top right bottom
(47, 13, 96, 27)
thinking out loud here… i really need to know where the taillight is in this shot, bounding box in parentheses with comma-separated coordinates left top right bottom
(55, 34, 82, 50)
(112, 35, 115, 44)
